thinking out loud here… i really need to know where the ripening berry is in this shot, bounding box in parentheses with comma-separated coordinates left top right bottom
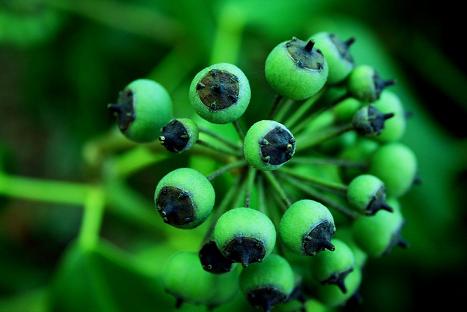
(108, 79, 173, 143)
(279, 199, 336, 256)
(159, 118, 198, 153)
(154, 168, 215, 229)
(347, 65, 395, 102)
(372, 90, 406, 142)
(265, 37, 329, 100)
(315, 268, 362, 307)
(347, 174, 393, 215)
(333, 97, 362, 123)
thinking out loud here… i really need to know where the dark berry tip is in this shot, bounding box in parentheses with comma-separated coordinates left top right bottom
(197, 69, 240, 110)
(303, 221, 335, 255)
(381, 203, 394, 213)
(260, 126, 295, 166)
(156, 186, 195, 226)
(160, 120, 190, 153)
(304, 40, 315, 52)
(413, 175, 423, 186)
(321, 267, 353, 294)
(383, 112, 395, 120)
(286, 37, 326, 70)
(247, 287, 288, 312)
(223, 237, 266, 266)
(383, 79, 396, 87)
(199, 240, 233, 274)
(175, 297, 184, 309)
(397, 237, 409, 249)
(345, 37, 356, 47)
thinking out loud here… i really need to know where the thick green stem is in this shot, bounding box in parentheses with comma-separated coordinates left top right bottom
(244, 167, 257, 207)
(262, 171, 291, 210)
(279, 167, 348, 193)
(199, 127, 241, 150)
(295, 123, 354, 152)
(268, 95, 283, 119)
(197, 139, 242, 157)
(207, 160, 247, 181)
(79, 187, 106, 249)
(110, 147, 170, 178)
(274, 99, 294, 122)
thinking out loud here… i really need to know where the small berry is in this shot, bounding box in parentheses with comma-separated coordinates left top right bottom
(310, 32, 355, 84)
(214, 208, 276, 266)
(352, 199, 406, 257)
(311, 239, 355, 294)
(315, 268, 362, 307)
(333, 97, 362, 123)
(199, 240, 234, 274)
(372, 90, 406, 142)
(244, 120, 296, 171)
(369, 143, 417, 197)
(347, 174, 393, 215)
(108, 79, 173, 143)
(352, 105, 394, 136)
(339, 138, 379, 182)
(154, 168, 215, 229)
(189, 63, 251, 124)
(159, 118, 199, 153)
(335, 227, 367, 268)
(240, 254, 295, 312)
(279, 199, 336, 256)
(265, 37, 329, 100)
(347, 65, 395, 102)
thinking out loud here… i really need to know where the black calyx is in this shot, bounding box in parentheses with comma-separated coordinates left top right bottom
(353, 105, 394, 136)
(385, 225, 409, 255)
(224, 237, 266, 267)
(197, 69, 240, 111)
(320, 267, 354, 294)
(373, 72, 395, 99)
(156, 186, 195, 226)
(247, 286, 288, 312)
(366, 186, 393, 215)
(329, 33, 355, 63)
(260, 127, 295, 166)
(160, 120, 189, 153)
(108, 89, 135, 131)
(199, 240, 233, 274)
(303, 221, 336, 256)
(286, 37, 325, 71)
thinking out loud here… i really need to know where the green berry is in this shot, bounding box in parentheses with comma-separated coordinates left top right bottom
(108, 79, 173, 143)
(333, 97, 362, 123)
(352, 199, 406, 257)
(240, 254, 295, 312)
(372, 91, 406, 142)
(199, 240, 234, 274)
(335, 227, 367, 268)
(369, 143, 417, 197)
(347, 174, 393, 215)
(159, 118, 198, 153)
(244, 120, 296, 171)
(265, 37, 329, 100)
(309, 32, 355, 84)
(347, 65, 394, 102)
(315, 268, 362, 307)
(339, 139, 379, 182)
(154, 168, 215, 229)
(214, 207, 276, 266)
(279, 199, 336, 256)
(352, 105, 395, 136)
(189, 63, 251, 124)
(311, 239, 355, 293)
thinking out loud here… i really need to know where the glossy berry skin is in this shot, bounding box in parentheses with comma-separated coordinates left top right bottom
(310, 32, 354, 84)
(214, 207, 276, 266)
(108, 79, 173, 143)
(154, 168, 215, 229)
(159, 118, 199, 153)
(279, 199, 336, 256)
(240, 254, 295, 312)
(369, 143, 417, 197)
(352, 199, 405, 257)
(347, 65, 394, 102)
(244, 120, 296, 171)
(347, 174, 393, 215)
(352, 105, 394, 136)
(189, 63, 251, 124)
(333, 97, 361, 123)
(315, 268, 362, 307)
(265, 37, 329, 100)
(372, 91, 406, 142)
(311, 239, 355, 294)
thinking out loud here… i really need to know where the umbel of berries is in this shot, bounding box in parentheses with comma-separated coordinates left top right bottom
(108, 79, 173, 143)
(189, 63, 251, 124)
(154, 168, 215, 228)
(159, 118, 199, 153)
(265, 37, 329, 100)
(279, 199, 336, 256)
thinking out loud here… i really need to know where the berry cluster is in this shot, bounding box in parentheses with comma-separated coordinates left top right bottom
(109, 32, 418, 311)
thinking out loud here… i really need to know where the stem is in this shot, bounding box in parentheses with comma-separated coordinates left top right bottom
(244, 167, 257, 207)
(111, 147, 170, 178)
(79, 187, 106, 249)
(257, 176, 266, 214)
(282, 175, 357, 219)
(268, 95, 283, 119)
(291, 156, 367, 169)
(262, 171, 291, 210)
(199, 127, 241, 150)
(197, 139, 241, 157)
(295, 123, 354, 152)
(274, 99, 294, 122)
(207, 160, 247, 181)
(279, 167, 348, 193)
(285, 89, 324, 129)
(233, 120, 245, 141)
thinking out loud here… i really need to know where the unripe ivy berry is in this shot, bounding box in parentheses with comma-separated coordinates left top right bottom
(347, 65, 395, 102)
(352, 199, 406, 257)
(154, 168, 215, 229)
(339, 139, 379, 182)
(214, 208, 276, 266)
(369, 143, 417, 197)
(279, 199, 336, 256)
(159, 118, 198, 153)
(311, 239, 355, 294)
(372, 91, 406, 142)
(108, 79, 173, 143)
(347, 174, 393, 215)
(310, 32, 355, 84)
(189, 63, 251, 124)
(335, 227, 367, 268)
(333, 97, 362, 123)
(240, 254, 295, 312)
(244, 120, 296, 171)
(265, 37, 329, 100)
(315, 268, 362, 307)
(352, 105, 394, 136)
(199, 240, 234, 274)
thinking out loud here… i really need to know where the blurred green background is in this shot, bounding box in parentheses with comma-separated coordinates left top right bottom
(1, 0, 466, 311)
